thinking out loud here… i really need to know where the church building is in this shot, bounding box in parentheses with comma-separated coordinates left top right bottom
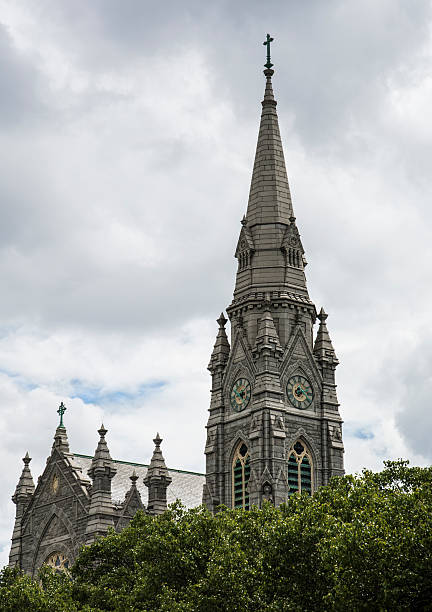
(9, 40, 344, 575)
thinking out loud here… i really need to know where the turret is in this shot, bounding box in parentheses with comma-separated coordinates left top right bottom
(314, 308, 344, 480)
(208, 313, 230, 387)
(144, 433, 172, 515)
(85, 424, 117, 542)
(9, 453, 35, 566)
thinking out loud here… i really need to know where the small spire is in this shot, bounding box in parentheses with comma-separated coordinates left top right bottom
(314, 307, 338, 364)
(90, 424, 113, 467)
(254, 306, 283, 356)
(208, 313, 230, 372)
(13, 452, 35, 502)
(85, 424, 117, 542)
(146, 433, 169, 476)
(144, 433, 172, 515)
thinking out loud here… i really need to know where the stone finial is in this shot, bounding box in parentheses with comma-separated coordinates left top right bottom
(144, 433, 172, 515)
(208, 313, 230, 373)
(130, 470, 138, 486)
(318, 307, 328, 322)
(314, 307, 338, 364)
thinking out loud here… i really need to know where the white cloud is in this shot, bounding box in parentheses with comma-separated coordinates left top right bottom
(0, 0, 432, 568)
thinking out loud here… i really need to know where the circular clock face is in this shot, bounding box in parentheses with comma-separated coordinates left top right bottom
(287, 375, 313, 409)
(230, 378, 252, 412)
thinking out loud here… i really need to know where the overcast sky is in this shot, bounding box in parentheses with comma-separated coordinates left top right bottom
(1, 0, 432, 566)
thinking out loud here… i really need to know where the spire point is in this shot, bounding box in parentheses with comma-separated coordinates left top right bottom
(153, 432, 162, 447)
(23, 452, 31, 465)
(217, 312, 227, 327)
(130, 470, 138, 485)
(98, 424, 107, 437)
(318, 307, 328, 322)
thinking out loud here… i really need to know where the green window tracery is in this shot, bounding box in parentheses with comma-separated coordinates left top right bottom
(288, 440, 313, 495)
(232, 443, 250, 509)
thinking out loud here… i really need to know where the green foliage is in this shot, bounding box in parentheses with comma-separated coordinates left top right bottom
(0, 565, 77, 612)
(2, 461, 432, 611)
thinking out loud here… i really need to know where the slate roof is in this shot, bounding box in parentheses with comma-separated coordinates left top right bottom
(73, 454, 205, 509)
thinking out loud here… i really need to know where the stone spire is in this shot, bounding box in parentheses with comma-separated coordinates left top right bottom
(314, 308, 339, 364)
(144, 433, 172, 515)
(120, 470, 145, 519)
(9, 453, 35, 566)
(208, 313, 230, 373)
(85, 424, 117, 542)
(254, 304, 283, 358)
(246, 66, 293, 230)
(230, 56, 311, 343)
(13, 452, 35, 501)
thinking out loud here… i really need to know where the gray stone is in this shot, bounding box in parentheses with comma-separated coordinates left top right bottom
(203, 66, 344, 512)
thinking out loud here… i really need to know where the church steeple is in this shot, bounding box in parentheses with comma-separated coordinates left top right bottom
(246, 66, 293, 229)
(230, 45, 312, 348)
(203, 38, 344, 512)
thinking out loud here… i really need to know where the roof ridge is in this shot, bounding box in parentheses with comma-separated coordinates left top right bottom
(73, 453, 205, 477)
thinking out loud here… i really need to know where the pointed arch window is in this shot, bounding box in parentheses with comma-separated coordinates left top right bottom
(232, 443, 250, 509)
(288, 440, 313, 495)
(45, 552, 70, 574)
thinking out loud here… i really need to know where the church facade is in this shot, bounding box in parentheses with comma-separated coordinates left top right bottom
(9, 50, 344, 575)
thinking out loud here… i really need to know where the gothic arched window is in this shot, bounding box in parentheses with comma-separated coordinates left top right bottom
(232, 443, 250, 509)
(288, 440, 313, 495)
(44, 552, 70, 574)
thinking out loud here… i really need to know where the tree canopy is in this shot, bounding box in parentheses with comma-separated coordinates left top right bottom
(2, 460, 432, 611)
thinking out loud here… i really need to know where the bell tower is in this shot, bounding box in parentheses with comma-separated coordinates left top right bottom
(203, 37, 344, 512)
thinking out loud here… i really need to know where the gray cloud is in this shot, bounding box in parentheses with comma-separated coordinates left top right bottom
(1, 0, 432, 566)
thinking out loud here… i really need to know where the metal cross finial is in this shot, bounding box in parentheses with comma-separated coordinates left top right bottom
(263, 33, 274, 69)
(57, 402, 66, 428)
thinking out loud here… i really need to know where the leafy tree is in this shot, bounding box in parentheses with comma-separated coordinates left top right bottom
(2, 460, 432, 611)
